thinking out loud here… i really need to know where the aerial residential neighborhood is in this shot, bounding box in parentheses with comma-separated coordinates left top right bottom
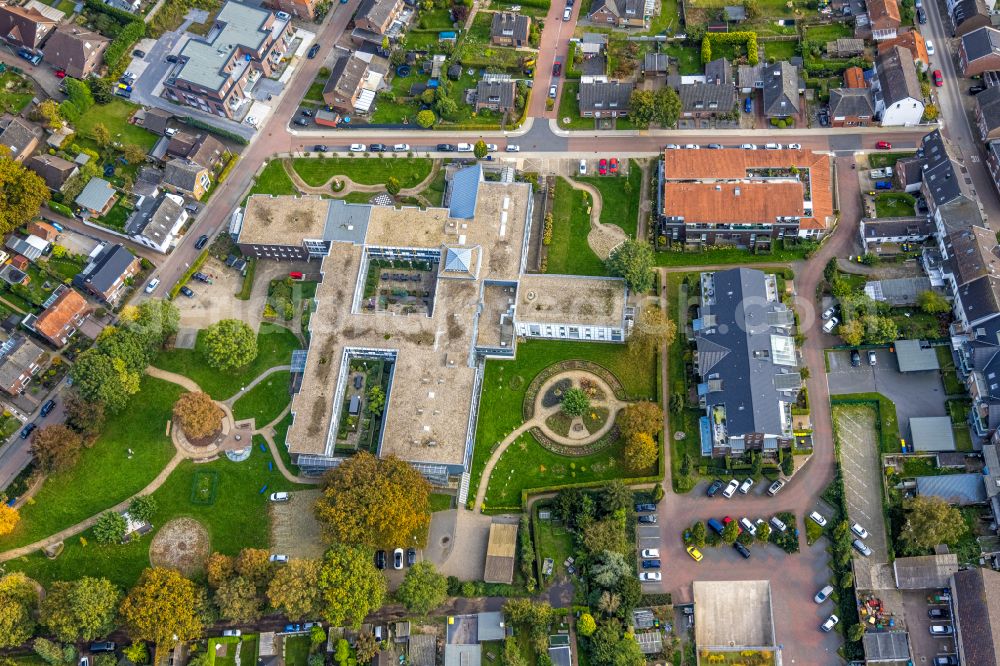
(1, 0, 1000, 664)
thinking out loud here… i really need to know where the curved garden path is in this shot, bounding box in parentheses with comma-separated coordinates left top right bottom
(565, 179, 627, 260)
(473, 370, 628, 513)
(225, 364, 292, 406)
(282, 158, 442, 199)
(0, 363, 313, 561)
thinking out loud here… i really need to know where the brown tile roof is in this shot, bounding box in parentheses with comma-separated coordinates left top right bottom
(878, 30, 930, 67)
(42, 24, 109, 77)
(844, 66, 867, 88)
(953, 568, 1000, 666)
(0, 2, 56, 48)
(868, 0, 901, 28)
(661, 148, 834, 230)
(27, 221, 57, 241)
(664, 181, 804, 225)
(33, 287, 88, 342)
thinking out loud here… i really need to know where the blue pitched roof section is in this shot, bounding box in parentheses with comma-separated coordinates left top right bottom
(445, 247, 473, 272)
(291, 349, 309, 373)
(700, 416, 712, 456)
(449, 165, 482, 219)
(916, 473, 988, 505)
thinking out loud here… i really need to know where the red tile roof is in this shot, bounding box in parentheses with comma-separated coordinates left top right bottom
(33, 287, 88, 342)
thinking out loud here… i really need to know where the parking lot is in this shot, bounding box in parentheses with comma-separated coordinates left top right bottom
(832, 405, 890, 563)
(827, 348, 948, 442)
(900, 588, 959, 663)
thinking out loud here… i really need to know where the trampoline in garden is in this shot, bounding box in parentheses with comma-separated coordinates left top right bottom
(396, 64, 411, 77)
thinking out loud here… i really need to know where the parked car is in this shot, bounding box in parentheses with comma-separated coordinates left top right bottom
(40, 399, 56, 417)
(926, 40, 935, 56)
(707, 143, 723, 149)
(739, 517, 757, 536)
(307, 44, 320, 58)
(485, 143, 498, 152)
(89, 643, 116, 653)
(369, 143, 386, 152)
(928, 608, 951, 619)
(300, 108, 314, 117)
(822, 307, 836, 320)
(506, 145, 520, 152)
(437, 143, 455, 151)
(269, 492, 290, 502)
(814, 585, 834, 603)
(933, 70, 943, 87)
(917, 7, 927, 22)
(349, 144, 367, 152)
(222, 630, 241, 637)
(665, 144, 680, 149)
(823, 316, 839, 333)
(393, 548, 404, 569)
(19, 423, 36, 439)
(787, 143, 802, 149)
(609, 157, 618, 172)
(406, 547, 416, 566)
(598, 158, 607, 175)
(706, 479, 724, 497)
(552, 61, 562, 76)
(195, 234, 209, 249)
(933, 657, 959, 666)
(810, 511, 828, 527)
(851, 349, 862, 367)
(685, 546, 703, 562)
(744, 97, 752, 113)
(740, 143, 757, 150)
(876, 141, 893, 149)
(166, 54, 179, 63)
(868, 350, 877, 366)
(640, 548, 660, 558)
(929, 625, 954, 636)
(852, 539, 872, 557)
(457, 143, 474, 152)
(293, 118, 309, 126)
(722, 479, 740, 498)
(55, 69, 66, 78)
(683, 144, 700, 149)
(851, 522, 870, 539)
(314, 144, 328, 152)
(548, 84, 557, 98)
(269, 554, 288, 563)
(375, 550, 387, 569)
(638, 514, 657, 524)
(707, 518, 725, 535)
(733, 541, 751, 559)
(640, 559, 661, 569)
(738, 477, 754, 494)
(970, 85, 986, 95)
(192, 271, 212, 284)
(639, 571, 661, 582)
(821, 615, 839, 632)
(144, 277, 161, 294)
(579, 159, 587, 175)
(635, 502, 656, 512)
(766, 479, 785, 496)
(179, 285, 194, 298)
(769, 515, 787, 532)
(392, 143, 410, 152)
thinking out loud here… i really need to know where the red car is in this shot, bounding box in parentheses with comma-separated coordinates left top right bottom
(876, 141, 892, 150)
(54, 69, 66, 78)
(933, 70, 943, 87)
(723, 516, 742, 534)
(609, 157, 619, 173)
(552, 61, 562, 77)
(289, 271, 304, 279)
(598, 158, 607, 175)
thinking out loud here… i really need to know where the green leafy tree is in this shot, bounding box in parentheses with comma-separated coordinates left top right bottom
(214, 576, 261, 623)
(690, 521, 707, 547)
(317, 544, 387, 628)
(354, 632, 378, 662)
(721, 519, 740, 544)
(93, 510, 127, 545)
(628, 305, 676, 360)
(122, 643, 148, 665)
(173, 392, 224, 440)
(605, 239, 654, 293)
(743, 0, 761, 19)
(862, 314, 897, 344)
(0, 573, 38, 647)
(435, 96, 458, 119)
(848, 623, 865, 642)
(629, 89, 655, 127)
(90, 123, 111, 149)
(385, 176, 401, 196)
(64, 390, 105, 440)
(501, 636, 526, 666)
(839, 318, 864, 346)
(33, 638, 75, 665)
(309, 624, 326, 648)
(577, 612, 597, 637)
(314, 452, 431, 549)
(737, 529, 754, 547)
(474, 139, 488, 159)
(560, 387, 590, 416)
(70, 349, 138, 413)
(654, 87, 682, 128)
(366, 385, 386, 416)
(234, 548, 274, 590)
(782, 453, 794, 476)
(756, 522, 771, 544)
(624, 432, 657, 473)
(841, 570, 855, 589)
(0, 154, 49, 236)
(202, 319, 258, 371)
(917, 290, 950, 314)
(39, 578, 121, 642)
(416, 109, 436, 128)
(899, 496, 968, 554)
(333, 639, 350, 665)
(397, 561, 448, 614)
(601, 480, 633, 514)
(267, 558, 322, 621)
(128, 495, 157, 524)
(618, 401, 663, 440)
(119, 568, 204, 645)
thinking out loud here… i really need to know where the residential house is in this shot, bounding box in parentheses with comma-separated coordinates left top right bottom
(868, 0, 902, 40)
(705, 57, 733, 85)
(951, 0, 992, 36)
(951, 567, 1000, 666)
(43, 24, 109, 78)
(268, 0, 321, 20)
(323, 53, 370, 114)
(353, 0, 406, 36)
(859, 218, 935, 251)
(0, 116, 41, 162)
(0, 334, 45, 395)
(163, 158, 211, 200)
(74, 177, 117, 217)
(976, 85, 1000, 140)
(919, 129, 984, 240)
(671, 80, 737, 118)
(894, 155, 927, 192)
(161, 1, 292, 120)
(5, 234, 48, 262)
(0, 2, 56, 49)
(737, 63, 765, 93)
(872, 45, 925, 126)
(829, 88, 876, 126)
(762, 61, 802, 119)
(28, 221, 58, 243)
(982, 443, 1000, 526)
(578, 80, 633, 118)
(490, 12, 529, 47)
(21, 284, 90, 348)
(826, 38, 865, 57)
(475, 79, 516, 113)
(642, 53, 669, 77)
(959, 26, 1000, 77)
(844, 66, 868, 88)
(986, 140, 1000, 196)
(956, 330, 1000, 438)
(657, 147, 835, 246)
(694, 268, 801, 458)
(127, 193, 188, 254)
(140, 108, 172, 136)
(579, 32, 607, 57)
(26, 154, 77, 192)
(877, 30, 931, 70)
(73, 243, 140, 305)
(588, 0, 645, 28)
(166, 132, 226, 170)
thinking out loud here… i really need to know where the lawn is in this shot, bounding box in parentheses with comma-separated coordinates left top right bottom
(42, 254, 88, 282)
(98, 200, 132, 232)
(889, 308, 943, 340)
(247, 160, 299, 198)
(0, 376, 183, 550)
(208, 638, 240, 666)
(868, 152, 915, 169)
(271, 412, 300, 477)
(874, 192, 917, 218)
(557, 81, 594, 130)
(430, 493, 454, 511)
(284, 636, 311, 666)
(291, 157, 433, 188)
(415, 7, 456, 29)
(663, 43, 702, 75)
(0, 71, 34, 114)
(533, 509, 575, 578)
(545, 177, 606, 277)
(803, 23, 853, 43)
(492, 0, 550, 16)
(153, 323, 301, 401)
(576, 159, 643, 237)
(7, 444, 307, 588)
(763, 39, 798, 61)
(645, 0, 680, 34)
(232, 370, 292, 427)
(469, 339, 657, 503)
(75, 98, 157, 152)
(420, 167, 448, 206)
(654, 238, 815, 266)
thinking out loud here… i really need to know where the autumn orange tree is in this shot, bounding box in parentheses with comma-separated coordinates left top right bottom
(119, 567, 203, 646)
(625, 432, 657, 473)
(618, 401, 663, 440)
(0, 503, 18, 536)
(173, 392, 223, 440)
(31, 425, 84, 472)
(314, 452, 431, 549)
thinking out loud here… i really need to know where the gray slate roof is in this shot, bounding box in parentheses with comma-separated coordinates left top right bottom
(578, 80, 634, 114)
(0, 116, 41, 157)
(589, 0, 644, 19)
(977, 84, 1000, 134)
(476, 79, 516, 109)
(705, 57, 732, 85)
(164, 158, 206, 192)
(876, 44, 922, 105)
(74, 177, 116, 212)
(762, 61, 800, 116)
(324, 54, 368, 104)
(490, 12, 529, 42)
(0, 335, 43, 391)
(356, 0, 401, 29)
(894, 338, 940, 371)
(892, 554, 960, 589)
(962, 25, 1000, 64)
(829, 87, 875, 118)
(134, 194, 185, 246)
(675, 81, 736, 114)
(953, 568, 1000, 666)
(952, 0, 990, 26)
(920, 129, 972, 209)
(916, 473, 988, 505)
(74, 243, 137, 295)
(643, 52, 668, 73)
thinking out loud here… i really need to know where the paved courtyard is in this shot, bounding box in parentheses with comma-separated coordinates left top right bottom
(832, 405, 890, 563)
(900, 588, 959, 663)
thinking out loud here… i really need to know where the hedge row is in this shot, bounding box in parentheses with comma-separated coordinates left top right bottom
(105, 21, 146, 77)
(701, 31, 759, 65)
(169, 249, 209, 299)
(84, 0, 138, 24)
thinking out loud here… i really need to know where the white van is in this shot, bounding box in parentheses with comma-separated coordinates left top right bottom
(764, 142, 781, 150)
(457, 143, 474, 152)
(769, 516, 787, 533)
(563, 7, 571, 20)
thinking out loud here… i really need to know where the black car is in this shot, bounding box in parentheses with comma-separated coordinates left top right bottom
(706, 479, 724, 497)
(552, 61, 562, 76)
(928, 608, 951, 619)
(933, 657, 959, 666)
(850, 349, 861, 367)
(89, 643, 116, 653)
(640, 559, 661, 569)
(437, 143, 455, 151)
(970, 85, 986, 95)
(300, 108, 314, 117)
(133, 49, 145, 58)
(638, 515, 657, 524)
(375, 550, 387, 569)
(406, 547, 416, 566)
(195, 234, 209, 249)
(734, 541, 751, 559)
(369, 143, 387, 152)
(19, 423, 36, 439)
(314, 144, 328, 152)
(166, 54, 179, 63)
(180, 285, 195, 298)
(917, 7, 926, 22)
(707, 143, 723, 149)
(192, 271, 212, 283)
(40, 399, 55, 417)
(635, 502, 656, 512)
(293, 117, 309, 126)
(307, 44, 321, 59)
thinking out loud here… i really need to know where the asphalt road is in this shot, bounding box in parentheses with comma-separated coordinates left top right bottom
(0, 387, 69, 493)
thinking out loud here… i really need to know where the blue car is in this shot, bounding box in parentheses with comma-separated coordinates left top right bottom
(744, 97, 753, 113)
(641, 559, 661, 569)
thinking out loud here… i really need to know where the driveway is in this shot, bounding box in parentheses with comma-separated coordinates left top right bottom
(900, 588, 959, 663)
(832, 404, 890, 562)
(827, 348, 947, 442)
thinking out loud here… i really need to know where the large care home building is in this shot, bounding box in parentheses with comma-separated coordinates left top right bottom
(162, 0, 291, 120)
(656, 147, 835, 248)
(694, 268, 801, 459)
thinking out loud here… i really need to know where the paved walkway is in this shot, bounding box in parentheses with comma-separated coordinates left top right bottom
(565, 179, 627, 260)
